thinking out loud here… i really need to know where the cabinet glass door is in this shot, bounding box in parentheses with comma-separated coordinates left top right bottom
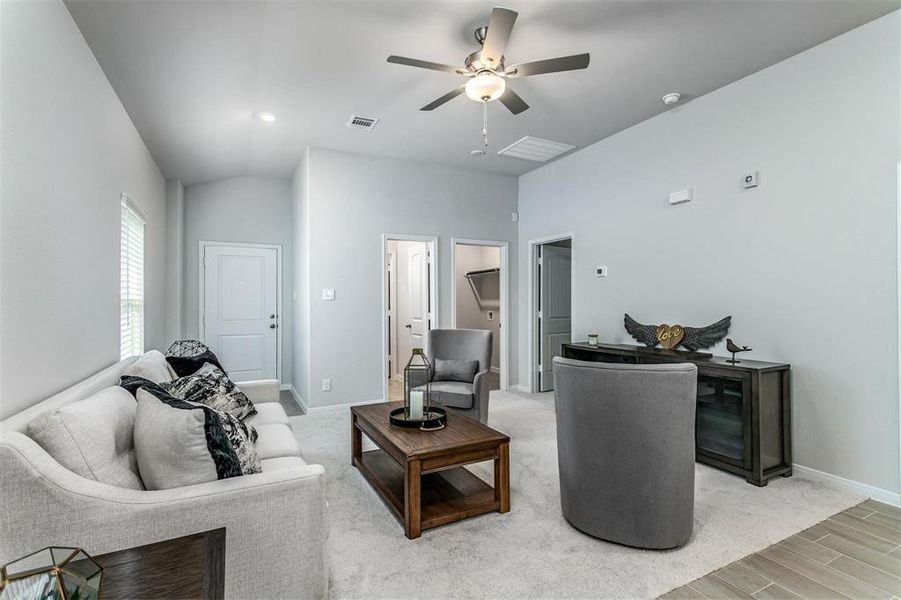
(696, 374, 747, 467)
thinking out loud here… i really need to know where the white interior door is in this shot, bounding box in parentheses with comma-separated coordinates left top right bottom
(202, 244, 278, 382)
(538, 243, 572, 392)
(386, 250, 398, 378)
(407, 243, 430, 352)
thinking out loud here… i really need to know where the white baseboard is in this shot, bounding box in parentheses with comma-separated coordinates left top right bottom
(509, 384, 530, 394)
(279, 384, 291, 391)
(285, 385, 310, 414)
(309, 398, 385, 414)
(793, 463, 901, 507)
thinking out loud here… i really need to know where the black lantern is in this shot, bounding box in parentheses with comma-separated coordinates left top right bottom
(389, 348, 447, 430)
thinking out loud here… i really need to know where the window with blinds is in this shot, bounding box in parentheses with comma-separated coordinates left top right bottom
(120, 195, 145, 359)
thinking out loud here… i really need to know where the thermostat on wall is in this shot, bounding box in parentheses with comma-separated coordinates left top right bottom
(596, 266, 608, 278)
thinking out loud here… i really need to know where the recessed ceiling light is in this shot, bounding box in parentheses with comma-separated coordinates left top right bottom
(259, 112, 276, 122)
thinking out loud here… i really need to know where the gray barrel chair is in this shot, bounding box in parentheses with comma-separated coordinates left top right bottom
(553, 357, 697, 549)
(422, 329, 493, 424)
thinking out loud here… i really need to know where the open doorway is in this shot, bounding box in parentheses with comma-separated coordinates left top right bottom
(383, 235, 437, 402)
(530, 235, 573, 392)
(451, 239, 509, 391)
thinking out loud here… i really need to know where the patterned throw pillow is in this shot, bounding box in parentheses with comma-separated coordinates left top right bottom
(162, 363, 257, 421)
(134, 388, 261, 490)
(165, 350, 225, 378)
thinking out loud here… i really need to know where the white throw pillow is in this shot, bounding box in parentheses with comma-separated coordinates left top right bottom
(123, 350, 175, 384)
(134, 388, 261, 491)
(27, 387, 145, 490)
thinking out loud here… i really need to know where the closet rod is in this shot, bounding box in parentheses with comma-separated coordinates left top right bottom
(464, 267, 500, 278)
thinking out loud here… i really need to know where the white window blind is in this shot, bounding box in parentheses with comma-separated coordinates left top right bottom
(120, 195, 145, 359)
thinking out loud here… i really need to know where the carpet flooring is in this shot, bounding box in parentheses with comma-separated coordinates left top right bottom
(291, 389, 863, 599)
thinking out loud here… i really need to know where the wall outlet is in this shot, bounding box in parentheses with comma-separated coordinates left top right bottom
(487, 310, 495, 320)
(322, 288, 335, 301)
(322, 378, 331, 392)
(595, 265, 608, 278)
(743, 171, 759, 189)
(669, 188, 693, 205)
(512, 211, 519, 223)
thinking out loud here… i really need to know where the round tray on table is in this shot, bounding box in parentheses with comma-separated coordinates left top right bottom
(389, 406, 447, 431)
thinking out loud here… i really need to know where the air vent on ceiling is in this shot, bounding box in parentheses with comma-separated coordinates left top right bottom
(346, 115, 379, 131)
(497, 136, 575, 163)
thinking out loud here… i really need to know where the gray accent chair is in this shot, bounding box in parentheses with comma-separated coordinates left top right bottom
(424, 329, 492, 423)
(553, 357, 697, 549)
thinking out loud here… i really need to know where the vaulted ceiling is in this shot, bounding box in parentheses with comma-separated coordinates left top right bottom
(66, 0, 899, 185)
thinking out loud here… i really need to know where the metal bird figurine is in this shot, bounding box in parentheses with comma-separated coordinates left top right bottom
(726, 338, 752, 364)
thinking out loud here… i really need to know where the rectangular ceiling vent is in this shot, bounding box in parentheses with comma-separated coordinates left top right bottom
(498, 136, 575, 163)
(346, 115, 379, 131)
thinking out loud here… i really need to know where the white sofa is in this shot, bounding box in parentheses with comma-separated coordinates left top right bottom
(0, 353, 328, 599)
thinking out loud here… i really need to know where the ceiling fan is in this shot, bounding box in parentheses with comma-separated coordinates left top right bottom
(387, 6, 590, 115)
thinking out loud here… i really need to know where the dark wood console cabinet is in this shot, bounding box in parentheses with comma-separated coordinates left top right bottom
(561, 342, 792, 486)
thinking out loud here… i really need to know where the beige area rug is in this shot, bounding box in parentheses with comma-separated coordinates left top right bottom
(291, 390, 862, 599)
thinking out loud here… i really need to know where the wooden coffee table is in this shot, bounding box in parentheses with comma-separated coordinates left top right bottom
(351, 402, 510, 539)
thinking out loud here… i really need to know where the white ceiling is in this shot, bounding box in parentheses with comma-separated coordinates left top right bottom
(66, 0, 899, 186)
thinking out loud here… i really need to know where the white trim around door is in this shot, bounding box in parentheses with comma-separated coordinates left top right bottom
(527, 232, 575, 393)
(450, 238, 510, 391)
(381, 234, 439, 404)
(199, 241, 283, 384)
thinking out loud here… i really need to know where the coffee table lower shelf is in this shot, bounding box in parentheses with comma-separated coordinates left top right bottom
(355, 449, 499, 534)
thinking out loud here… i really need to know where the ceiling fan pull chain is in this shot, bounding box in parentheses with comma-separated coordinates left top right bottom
(482, 101, 489, 148)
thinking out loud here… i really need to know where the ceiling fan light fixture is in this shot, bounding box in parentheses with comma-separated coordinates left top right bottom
(465, 72, 505, 102)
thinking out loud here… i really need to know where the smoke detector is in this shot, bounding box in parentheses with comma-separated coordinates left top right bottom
(470, 149, 486, 158)
(662, 92, 682, 107)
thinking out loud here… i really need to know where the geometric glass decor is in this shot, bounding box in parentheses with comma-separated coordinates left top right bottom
(403, 348, 432, 422)
(0, 547, 102, 600)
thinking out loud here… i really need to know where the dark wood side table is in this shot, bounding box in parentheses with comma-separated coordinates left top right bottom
(351, 402, 510, 539)
(92, 528, 225, 599)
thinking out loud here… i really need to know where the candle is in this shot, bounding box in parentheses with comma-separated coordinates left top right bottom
(588, 334, 599, 346)
(409, 390, 424, 420)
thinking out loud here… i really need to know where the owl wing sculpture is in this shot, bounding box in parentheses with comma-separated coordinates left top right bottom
(680, 316, 732, 351)
(623, 313, 732, 351)
(623, 314, 659, 347)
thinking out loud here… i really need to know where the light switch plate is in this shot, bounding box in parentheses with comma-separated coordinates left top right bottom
(322, 378, 331, 392)
(322, 288, 335, 301)
(743, 171, 759, 189)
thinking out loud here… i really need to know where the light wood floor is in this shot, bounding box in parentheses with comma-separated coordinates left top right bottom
(661, 500, 901, 599)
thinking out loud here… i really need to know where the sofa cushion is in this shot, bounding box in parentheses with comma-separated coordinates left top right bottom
(254, 423, 300, 460)
(433, 359, 479, 384)
(134, 388, 261, 490)
(246, 402, 290, 427)
(27, 386, 144, 490)
(123, 350, 175, 384)
(261, 456, 308, 473)
(163, 363, 256, 421)
(421, 381, 474, 410)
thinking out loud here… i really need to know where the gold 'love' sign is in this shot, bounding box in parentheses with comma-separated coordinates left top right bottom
(656, 324, 685, 350)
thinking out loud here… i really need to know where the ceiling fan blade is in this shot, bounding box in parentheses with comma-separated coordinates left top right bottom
(499, 88, 529, 115)
(387, 55, 462, 74)
(507, 53, 590, 78)
(480, 7, 518, 67)
(420, 87, 465, 111)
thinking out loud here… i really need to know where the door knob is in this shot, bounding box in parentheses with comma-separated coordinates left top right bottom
(404, 324, 412, 329)
(270, 324, 277, 329)
(269, 313, 276, 319)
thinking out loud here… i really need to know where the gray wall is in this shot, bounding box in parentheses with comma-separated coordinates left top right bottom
(182, 176, 293, 384)
(291, 152, 311, 404)
(0, 0, 167, 419)
(518, 12, 901, 494)
(455, 245, 501, 369)
(298, 147, 518, 409)
(165, 179, 184, 344)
